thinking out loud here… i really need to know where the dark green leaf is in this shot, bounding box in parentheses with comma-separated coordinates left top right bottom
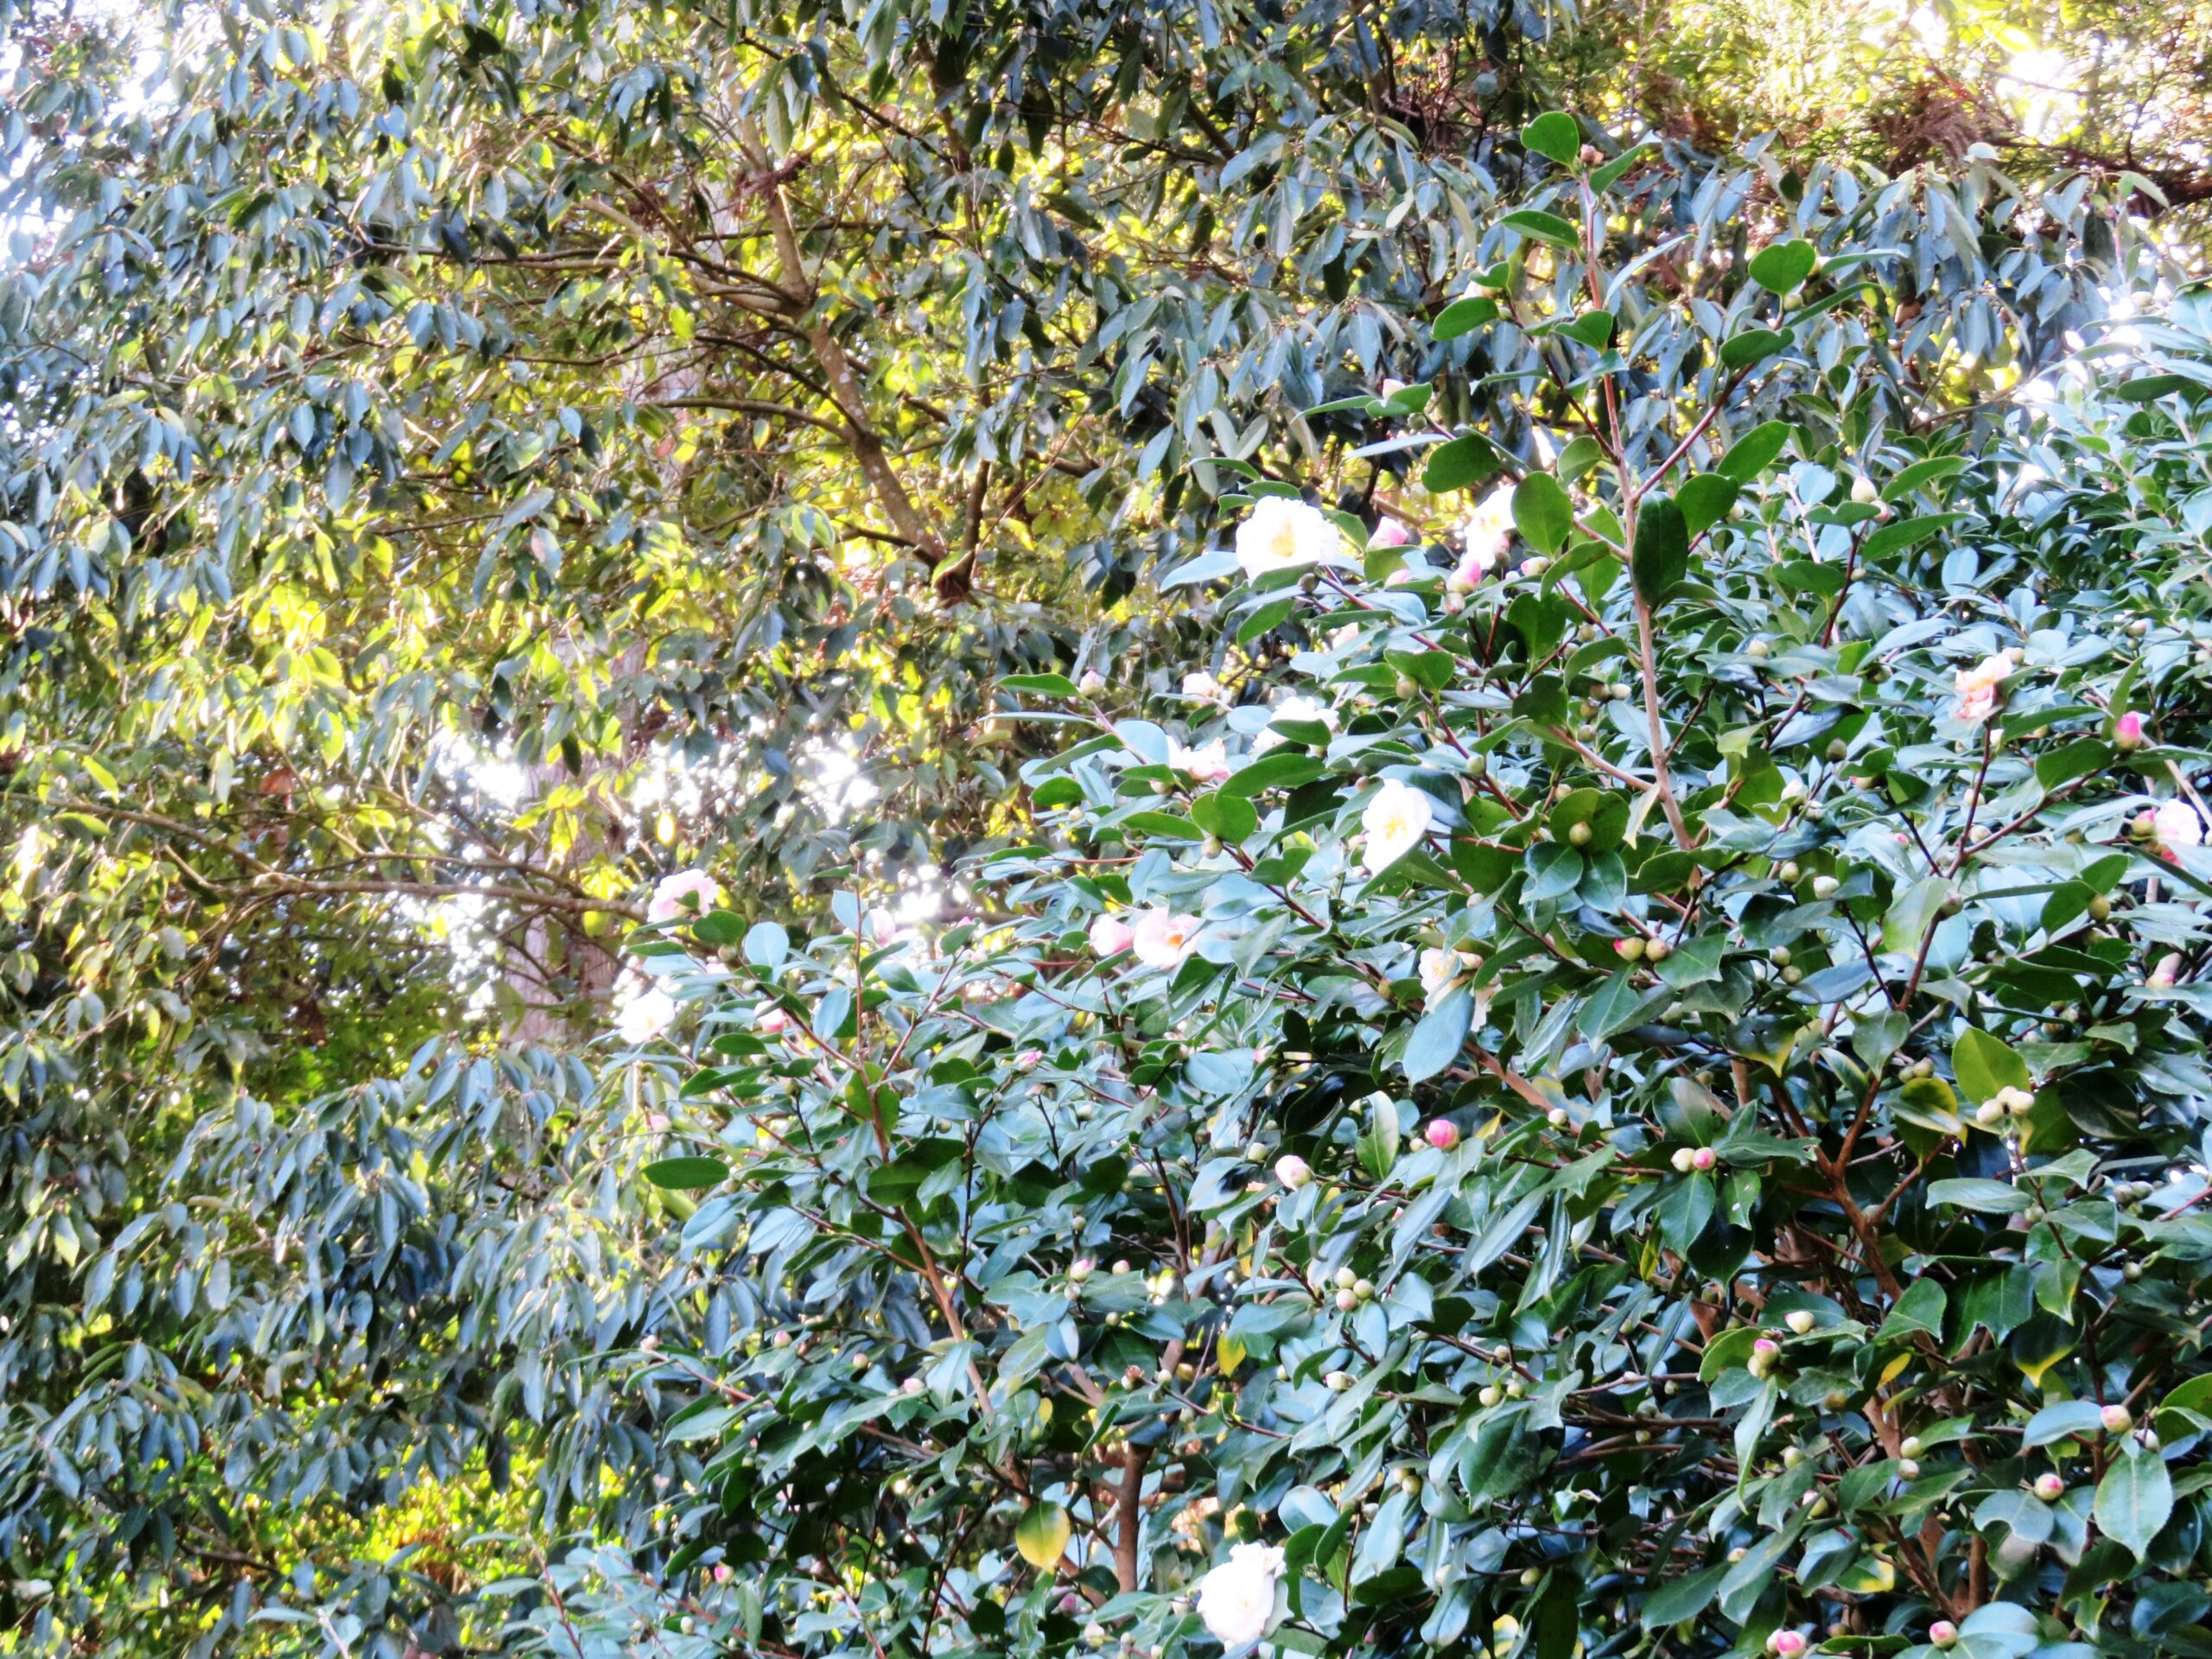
(644, 1157, 729, 1191)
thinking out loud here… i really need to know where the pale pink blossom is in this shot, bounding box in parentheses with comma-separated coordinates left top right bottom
(1371, 518, 1414, 548)
(1254, 695, 1336, 754)
(646, 869, 721, 925)
(1090, 914, 1136, 956)
(755, 1001, 791, 1034)
(1131, 907, 1202, 969)
(2154, 798, 2203, 851)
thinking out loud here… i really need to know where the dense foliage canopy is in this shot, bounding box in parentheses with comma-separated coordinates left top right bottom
(0, 0, 2209, 1654)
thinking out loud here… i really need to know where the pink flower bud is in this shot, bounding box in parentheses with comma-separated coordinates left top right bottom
(2032, 1472, 2064, 1502)
(2116, 710, 2145, 750)
(1371, 518, 1414, 548)
(756, 1002, 791, 1034)
(1929, 1622, 1957, 1649)
(1771, 1630, 1808, 1658)
(1690, 1147, 1717, 1171)
(2101, 1403, 2134, 1433)
(1425, 1118, 1461, 1151)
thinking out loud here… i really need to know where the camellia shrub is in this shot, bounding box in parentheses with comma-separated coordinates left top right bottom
(594, 126, 2212, 1659)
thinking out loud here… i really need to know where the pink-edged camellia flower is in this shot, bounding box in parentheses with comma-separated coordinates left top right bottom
(646, 869, 721, 925)
(1951, 648, 2019, 723)
(1131, 907, 1202, 968)
(2154, 798, 2203, 852)
(1090, 914, 1135, 956)
(1167, 738, 1230, 782)
(1457, 489, 1514, 582)
(755, 1001, 791, 1035)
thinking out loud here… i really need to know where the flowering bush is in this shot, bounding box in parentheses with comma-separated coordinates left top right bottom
(602, 131, 2212, 1659)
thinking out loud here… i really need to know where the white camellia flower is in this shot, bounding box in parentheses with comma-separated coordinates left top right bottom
(1167, 738, 1230, 782)
(1195, 1541, 1286, 1650)
(614, 987, 677, 1045)
(1131, 907, 1202, 968)
(1254, 694, 1338, 754)
(1418, 946, 1487, 1011)
(1361, 779, 1434, 874)
(1181, 670, 1225, 702)
(646, 869, 721, 925)
(2154, 798, 2204, 850)
(1235, 495, 1346, 580)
